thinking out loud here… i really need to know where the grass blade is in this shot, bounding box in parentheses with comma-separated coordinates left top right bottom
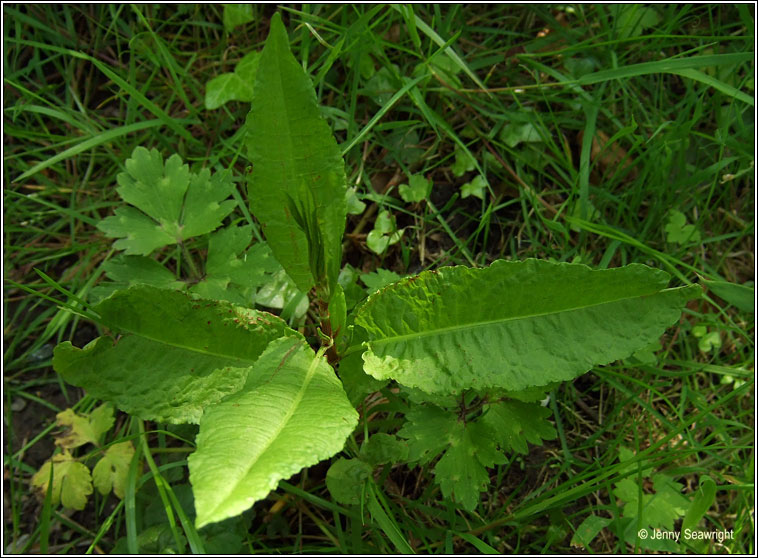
(574, 53, 753, 86)
(367, 483, 414, 554)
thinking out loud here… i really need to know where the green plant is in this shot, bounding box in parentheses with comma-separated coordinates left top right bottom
(571, 447, 718, 553)
(47, 12, 701, 533)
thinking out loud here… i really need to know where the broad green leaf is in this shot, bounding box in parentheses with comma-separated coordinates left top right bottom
(92, 442, 135, 499)
(54, 404, 114, 449)
(355, 259, 700, 394)
(701, 277, 754, 313)
(325, 458, 373, 506)
(189, 337, 358, 527)
(246, 12, 347, 296)
(31, 452, 93, 510)
(222, 4, 254, 33)
(191, 226, 279, 305)
(98, 147, 236, 255)
(54, 286, 298, 424)
(205, 51, 260, 109)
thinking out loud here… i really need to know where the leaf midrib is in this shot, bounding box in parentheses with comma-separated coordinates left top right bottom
(105, 310, 285, 364)
(208, 342, 320, 520)
(367, 286, 683, 348)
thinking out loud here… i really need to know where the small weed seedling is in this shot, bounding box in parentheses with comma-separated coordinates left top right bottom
(49, 13, 700, 531)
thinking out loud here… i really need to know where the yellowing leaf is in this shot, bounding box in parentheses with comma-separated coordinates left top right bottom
(92, 442, 135, 499)
(55, 404, 114, 449)
(31, 452, 93, 510)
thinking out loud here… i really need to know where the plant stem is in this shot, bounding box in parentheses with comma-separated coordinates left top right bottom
(317, 296, 339, 365)
(179, 241, 202, 280)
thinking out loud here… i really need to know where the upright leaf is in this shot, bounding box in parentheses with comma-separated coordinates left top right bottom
(54, 286, 299, 424)
(355, 259, 700, 394)
(189, 337, 358, 527)
(246, 12, 347, 296)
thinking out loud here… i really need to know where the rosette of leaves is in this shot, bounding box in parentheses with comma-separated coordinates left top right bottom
(52, 12, 700, 533)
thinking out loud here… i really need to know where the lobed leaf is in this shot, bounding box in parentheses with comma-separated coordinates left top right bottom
(54, 286, 298, 424)
(92, 442, 135, 499)
(433, 421, 506, 511)
(54, 404, 114, 449)
(355, 259, 700, 394)
(102, 255, 185, 291)
(481, 400, 557, 454)
(398, 404, 507, 511)
(245, 12, 347, 295)
(31, 452, 93, 510)
(189, 337, 358, 527)
(190, 225, 280, 305)
(98, 147, 235, 255)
